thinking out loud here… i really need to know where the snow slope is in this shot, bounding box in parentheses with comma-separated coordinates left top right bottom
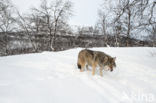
(0, 47, 156, 103)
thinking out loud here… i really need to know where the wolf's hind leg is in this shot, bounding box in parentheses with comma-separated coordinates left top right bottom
(80, 63, 85, 72)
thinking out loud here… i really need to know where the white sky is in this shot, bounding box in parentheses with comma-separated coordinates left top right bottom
(12, 0, 103, 26)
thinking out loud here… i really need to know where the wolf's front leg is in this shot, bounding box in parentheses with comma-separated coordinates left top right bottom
(92, 63, 97, 75)
(86, 65, 89, 70)
(100, 67, 103, 76)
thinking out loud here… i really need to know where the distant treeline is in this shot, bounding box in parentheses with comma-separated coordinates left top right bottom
(0, 0, 155, 56)
(0, 32, 152, 56)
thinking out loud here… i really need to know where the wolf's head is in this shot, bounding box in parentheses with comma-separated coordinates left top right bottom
(104, 57, 116, 72)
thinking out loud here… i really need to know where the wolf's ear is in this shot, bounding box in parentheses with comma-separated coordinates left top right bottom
(113, 57, 116, 61)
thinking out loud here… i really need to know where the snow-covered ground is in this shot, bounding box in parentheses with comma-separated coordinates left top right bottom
(0, 47, 156, 103)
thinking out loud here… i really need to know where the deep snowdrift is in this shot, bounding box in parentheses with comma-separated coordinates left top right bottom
(0, 47, 156, 103)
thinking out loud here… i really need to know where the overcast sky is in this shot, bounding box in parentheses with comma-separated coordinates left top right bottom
(13, 0, 103, 26)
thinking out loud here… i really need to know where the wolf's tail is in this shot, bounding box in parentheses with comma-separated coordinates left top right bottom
(77, 63, 81, 69)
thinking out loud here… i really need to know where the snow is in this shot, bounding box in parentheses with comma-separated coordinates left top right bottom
(0, 47, 156, 103)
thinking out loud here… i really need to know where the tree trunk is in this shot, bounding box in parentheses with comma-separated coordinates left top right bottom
(126, 8, 131, 47)
(5, 32, 8, 55)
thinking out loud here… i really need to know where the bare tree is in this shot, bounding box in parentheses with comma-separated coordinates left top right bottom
(113, 0, 155, 46)
(0, 0, 16, 54)
(96, 0, 156, 47)
(31, 0, 73, 51)
(148, 1, 156, 25)
(16, 11, 38, 52)
(0, 0, 16, 32)
(146, 25, 156, 46)
(97, 0, 123, 47)
(97, 11, 109, 46)
(24, 13, 43, 34)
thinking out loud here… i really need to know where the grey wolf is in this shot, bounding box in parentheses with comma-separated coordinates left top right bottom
(77, 49, 116, 76)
